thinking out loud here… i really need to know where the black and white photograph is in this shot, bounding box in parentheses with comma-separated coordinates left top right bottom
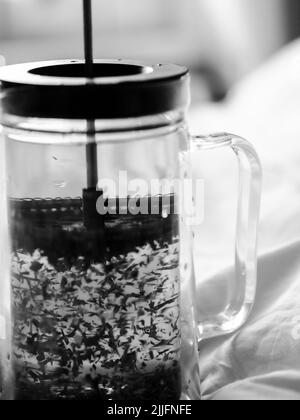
(0, 0, 299, 403)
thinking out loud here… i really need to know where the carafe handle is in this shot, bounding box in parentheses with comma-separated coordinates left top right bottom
(192, 133, 262, 340)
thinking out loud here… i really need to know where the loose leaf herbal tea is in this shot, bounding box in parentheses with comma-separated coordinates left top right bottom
(9, 196, 181, 400)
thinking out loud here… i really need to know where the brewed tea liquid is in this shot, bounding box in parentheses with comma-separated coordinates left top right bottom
(9, 196, 181, 400)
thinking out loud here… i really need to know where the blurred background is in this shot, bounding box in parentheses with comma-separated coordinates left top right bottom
(0, 0, 299, 102)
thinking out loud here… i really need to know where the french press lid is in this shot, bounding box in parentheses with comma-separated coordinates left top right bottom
(0, 59, 190, 119)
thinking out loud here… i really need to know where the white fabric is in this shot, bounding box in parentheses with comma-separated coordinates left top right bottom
(189, 39, 300, 400)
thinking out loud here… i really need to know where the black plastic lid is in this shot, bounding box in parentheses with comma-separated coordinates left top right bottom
(0, 59, 190, 119)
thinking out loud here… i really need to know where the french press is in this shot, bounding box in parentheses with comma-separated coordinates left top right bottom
(0, 0, 262, 400)
(0, 57, 261, 400)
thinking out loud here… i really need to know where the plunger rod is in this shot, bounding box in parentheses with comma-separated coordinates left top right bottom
(83, 0, 94, 79)
(86, 121, 98, 189)
(83, 0, 98, 189)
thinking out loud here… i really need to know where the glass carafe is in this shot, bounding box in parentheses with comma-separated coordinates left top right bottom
(0, 60, 262, 400)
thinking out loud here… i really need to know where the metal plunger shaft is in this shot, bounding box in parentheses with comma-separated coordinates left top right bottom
(82, 0, 104, 232)
(83, 0, 98, 189)
(83, 0, 94, 79)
